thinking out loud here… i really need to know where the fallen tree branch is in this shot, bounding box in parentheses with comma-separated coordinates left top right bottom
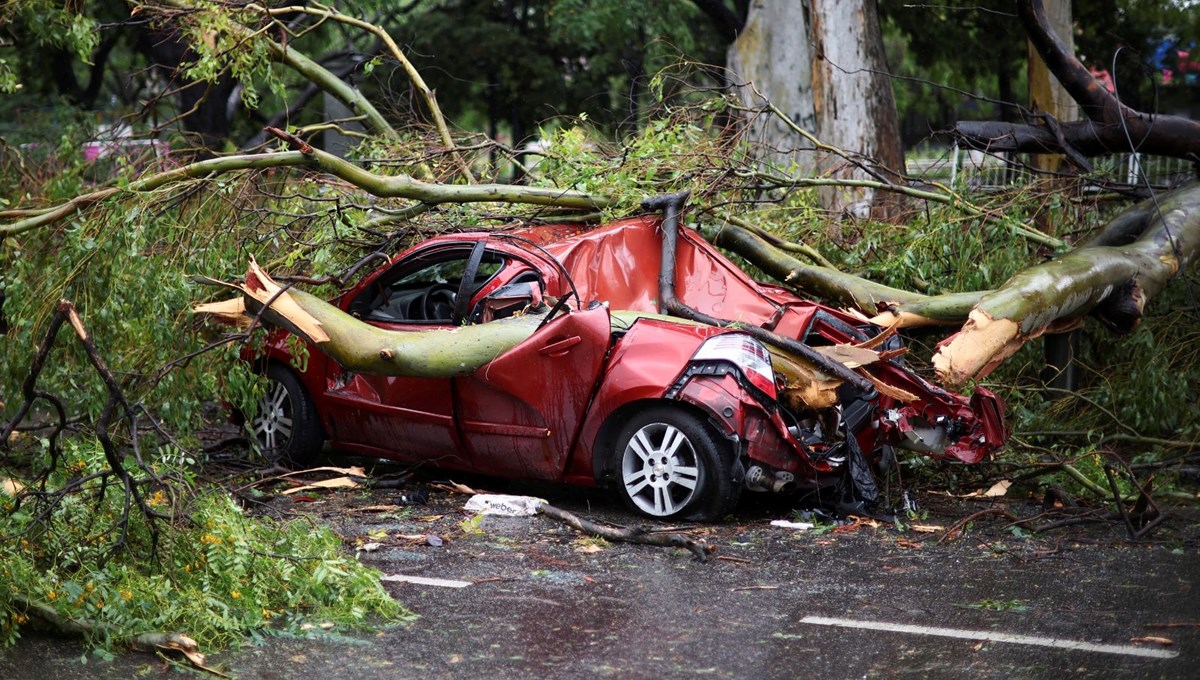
(537, 503, 714, 562)
(1, 301, 174, 564)
(932, 181, 1200, 387)
(13, 595, 216, 673)
(250, 2, 474, 183)
(704, 221, 984, 326)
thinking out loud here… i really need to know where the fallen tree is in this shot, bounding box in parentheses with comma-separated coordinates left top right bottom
(2, 1, 1196, 395)
(2, 0, 1199, 653)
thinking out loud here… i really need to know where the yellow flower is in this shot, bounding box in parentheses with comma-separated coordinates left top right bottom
(120, 590, 132, 601)
(230, 590, 241, 599)
(47, 591, 57, 601)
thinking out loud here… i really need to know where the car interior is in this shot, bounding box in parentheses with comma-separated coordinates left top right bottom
(348, 246, 542, 324)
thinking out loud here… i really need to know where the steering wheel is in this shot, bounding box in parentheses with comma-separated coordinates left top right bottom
(420, 282, 459, 321)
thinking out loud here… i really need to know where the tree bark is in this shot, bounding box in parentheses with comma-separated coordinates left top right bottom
(726, 0, 903, 216)
(808, 0, 904, 217)
(1026, 0, 1077, 174)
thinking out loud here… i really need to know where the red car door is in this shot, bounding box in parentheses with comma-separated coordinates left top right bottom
(454, 305, 612, 480)
(317, 244, 508, 467)
(321, 356, 463, 467)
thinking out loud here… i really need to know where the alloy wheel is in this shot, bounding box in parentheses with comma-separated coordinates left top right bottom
(620, 421, 701, 517)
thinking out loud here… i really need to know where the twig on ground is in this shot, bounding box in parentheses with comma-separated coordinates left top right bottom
(538, 503, 715, 562)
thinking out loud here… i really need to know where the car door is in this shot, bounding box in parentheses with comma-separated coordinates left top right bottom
(453, 304, 611, 480)
(319, 243, 506, 466)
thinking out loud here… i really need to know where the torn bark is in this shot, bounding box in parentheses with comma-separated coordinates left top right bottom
(932, 182, 1200, 387)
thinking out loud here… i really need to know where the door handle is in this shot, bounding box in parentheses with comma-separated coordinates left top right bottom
(539, 335, 581, 357)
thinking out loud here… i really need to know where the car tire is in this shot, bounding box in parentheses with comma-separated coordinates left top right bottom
(612, 406, 741, 521)
(250, 364, 325, 466)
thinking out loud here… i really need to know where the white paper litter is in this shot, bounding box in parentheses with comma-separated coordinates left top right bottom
(770, 519, 815, 530)
(463, 494, 545, 517)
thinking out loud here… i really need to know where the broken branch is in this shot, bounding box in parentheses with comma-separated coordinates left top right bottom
(538, 503, 714, 562)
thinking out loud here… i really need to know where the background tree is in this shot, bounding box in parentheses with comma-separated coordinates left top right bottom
(694, 0, 903, 216)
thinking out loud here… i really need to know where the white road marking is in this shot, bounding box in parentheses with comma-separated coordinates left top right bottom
(799, 616, 1179, 660)
(380, 574, 472, 588)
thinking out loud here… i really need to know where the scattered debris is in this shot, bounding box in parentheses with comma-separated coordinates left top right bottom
(246, 466, 367, 491)
(396, 491, 428, 505)
(282, 476, 360, 495)
(431, 481, 481, 495)
(356, 504, 406, 513)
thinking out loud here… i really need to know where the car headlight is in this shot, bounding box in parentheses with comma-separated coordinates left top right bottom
(691, 333, 777, 398)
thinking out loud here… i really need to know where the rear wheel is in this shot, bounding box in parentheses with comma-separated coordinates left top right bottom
(250, 364, 325, 466)
(612, 406, 741, 521)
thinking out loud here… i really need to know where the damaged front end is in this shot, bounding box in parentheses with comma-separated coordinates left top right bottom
(642, 193, 1008, 512)
(664, 321, 1006, 512)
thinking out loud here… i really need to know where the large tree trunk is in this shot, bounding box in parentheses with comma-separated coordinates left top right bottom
(727, 1, 817, 163)
(727, 0, 903, 217)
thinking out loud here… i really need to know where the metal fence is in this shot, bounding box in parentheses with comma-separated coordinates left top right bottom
(906, 143, 1195, 190)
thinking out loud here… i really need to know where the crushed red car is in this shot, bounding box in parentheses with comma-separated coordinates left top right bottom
(246, 198, 1007, 520)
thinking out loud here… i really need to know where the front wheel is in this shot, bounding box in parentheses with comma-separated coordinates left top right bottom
(612, 406, 741, 521)
(249, 364, 325, 466)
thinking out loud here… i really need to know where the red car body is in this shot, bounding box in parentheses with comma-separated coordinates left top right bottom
(249, 215, 1006, 518)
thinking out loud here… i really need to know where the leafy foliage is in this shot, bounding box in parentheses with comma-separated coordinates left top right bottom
(0, 438, 405, 650)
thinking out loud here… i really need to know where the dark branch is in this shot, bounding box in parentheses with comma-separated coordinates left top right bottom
(966, 1, 1200, 161)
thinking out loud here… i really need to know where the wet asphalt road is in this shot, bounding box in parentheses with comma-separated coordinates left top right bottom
(2, 483, 1198, 679)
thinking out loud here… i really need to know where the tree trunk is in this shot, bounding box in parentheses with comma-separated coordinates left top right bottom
(808, 0, 904, 218)
(1026, 0, 1080, 393)
(1027, 0, 1077, 173)
(727, 0, 903, 217)
(727, 0, 817, 165)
